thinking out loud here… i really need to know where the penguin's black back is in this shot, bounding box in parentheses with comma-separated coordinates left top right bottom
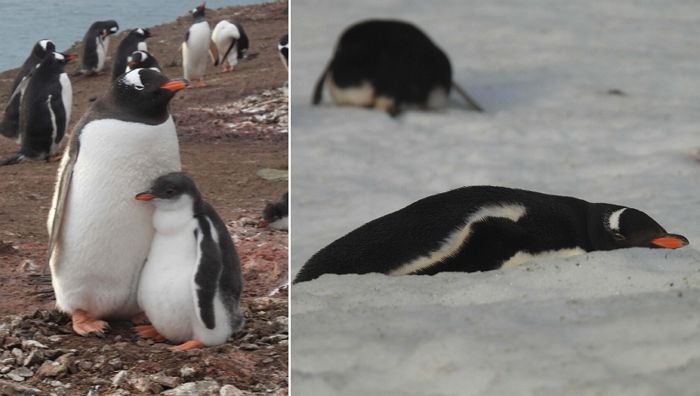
(294, 186, 596, 283)
(112, 30, 147, 81)
(232, 21, 249, 59)
(279, 34, 288, 61)
(10, 41, 54, 95)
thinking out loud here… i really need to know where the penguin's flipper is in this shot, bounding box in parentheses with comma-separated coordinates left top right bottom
(452, 81, 483, 112)
(192, 221, 223, 330)
(209, 40, 220, 66)
(0, 75, 31, 139)
(184, 29, 190, 44)
(49, 94, 67, 147)
(220, 39, 237, 68)
(312, 65, 329, 105)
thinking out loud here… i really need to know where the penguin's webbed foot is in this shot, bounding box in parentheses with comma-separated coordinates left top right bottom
(72, 309, 109, 337)
(170, 339, 205, 351)
(130, 311, 150, 325)
(194, 79, 207, 88)
(135, 324, 166, 342)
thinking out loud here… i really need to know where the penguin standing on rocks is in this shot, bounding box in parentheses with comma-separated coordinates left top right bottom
(125, 50, 161, 73)
(111, 28, 153, 81)
(278, 33, 288, 70)
(1, 52, 75, 166)
(80, 20, 119, 75)
(182, 2, 213, 87)
(134, 172, 244, 351)
(312, 19, 483, 117)
(211, 20, 249, 72)
(259, 192, 288, 230)
(294, 186, 689, 283)
(1, 39, 56, 139)
(47, 68, 187, 336)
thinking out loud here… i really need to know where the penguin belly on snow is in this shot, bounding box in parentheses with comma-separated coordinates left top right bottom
(81, 20, 119, 75)
(182, 2, 213, 87)
(294, 186, 689, 283)
(211, 20, 248, 72)
(135, 172, 244, 350)
(47, 69, 188, 336)
(312, 19, 483, 117)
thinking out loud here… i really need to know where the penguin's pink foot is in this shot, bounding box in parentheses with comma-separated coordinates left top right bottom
(194, 79, 207, 88)
(72, 310, 109, 337)
(170, 339, 205, 351)
(135, 325, 166, 342)
(47, 153, 63, 162)
(130, 312, 149, 325)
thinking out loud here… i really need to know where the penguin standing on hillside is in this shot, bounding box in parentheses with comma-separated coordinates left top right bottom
(182, 2, 213, 87)
(1, 39, 56, 139)
(111, 28, 153, 81)
(294, 186, 689, 283)
(134, 172, 244, 351)
(312, 19, 483, 117)
(80, 20, 119, 75)
(47, 68, 187, 336)
(1, 52, 75, 166)
(125, 50, 161, 73)
(259, 192, 288, 230)
(278, 33, 288, 70)
(211, 20, 249, 72)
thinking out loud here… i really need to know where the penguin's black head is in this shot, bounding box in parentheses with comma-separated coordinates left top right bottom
(592, 205, 688, 251)
(32, 40, 55, 59)
(126, 51, 157, 71)
(135, 172, 202, 210)
(132, 28, 153, 39)
(113, 68, 188, 120)
(191, 2, 206, 18)
(262, 202, 285, 223)
(100, 20, 119, 38)
(39, 52, 77, 73)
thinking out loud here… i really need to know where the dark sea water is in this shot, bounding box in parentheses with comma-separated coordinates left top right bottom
(0, 0, 264, 71)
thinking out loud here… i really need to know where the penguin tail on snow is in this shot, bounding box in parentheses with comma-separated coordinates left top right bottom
(312, 64, 330, 105)
(452, 81, 484, 112)
(0, 151, 26, 166)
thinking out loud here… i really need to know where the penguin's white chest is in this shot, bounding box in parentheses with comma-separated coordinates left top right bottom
(183, 21, 211, 80)
(52, 117, 181, 319)
(96, 37, 106, 70)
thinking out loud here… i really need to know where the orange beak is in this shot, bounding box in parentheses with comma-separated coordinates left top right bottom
(160, 79, 189, 92)
(135, 192, 155, 201)
(650, 234, 689, 249)
(257, 220, 269, 228)
(65, 53, 78, 62)
(128, 61, 137, 68)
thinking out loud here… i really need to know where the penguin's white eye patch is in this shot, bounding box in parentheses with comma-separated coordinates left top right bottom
(110, 26, 118, 32)
(54, 53, 65, 61)
(123, 69, 145, 90)
(136, 28, 144, 35)
(39, 40, 50, 50)
(608, 208, 627, 232)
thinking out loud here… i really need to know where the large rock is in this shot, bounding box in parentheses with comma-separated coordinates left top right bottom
(162, 380, 220, 396)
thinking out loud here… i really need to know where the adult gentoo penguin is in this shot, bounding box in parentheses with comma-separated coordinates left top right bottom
(1, 51, 75, 166)
(312, 19, 483, 117)
(182, 2, 213, 87)
(294, 186, 689, 283)
(259, 192, 288, 230)
(278, 33, 288, 70)
(47, 68, 187, 336)
(134, 172, 244, 351)
(1, 39, 56, 139)
(111, 28, 153, 81)
(80, 20, 119, 75)
(125, 50, 161, 73)
(210, 20, 249, 72)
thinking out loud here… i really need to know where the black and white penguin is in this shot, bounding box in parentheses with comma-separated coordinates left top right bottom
(211, 20, 249, 72)
(259, 192, 288, 230)
(312, 19, 483, 117)
(278, 33, 288, 70)
(47, 68, 187, 336)
(1, 39, 56, 139)
(294, 186, 689, 283)
(1, 52, 75, 166)
(125, 50, 161, 73)
(182, 2, 213, 87)
(134, 172, 244, 351)
(111, 28, 153, 81)
(80, 20, 119, 75)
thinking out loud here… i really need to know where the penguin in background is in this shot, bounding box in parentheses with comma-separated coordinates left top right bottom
(1, 39, 56, 139)
(294, 186, 689, 283)
(182, 2, 213, 87)
(259, 192, 288, 231)
(47, 68, 187, 336)
(1, 51, 75, 166)
(278, 33, 288, 70)
(111, 28, 153, 81)
(81, 20, 119, 75)
(125, 50, 161, 73)
(210, 20, 249, 72)
(134, 172, 244, 351)
(312, 19, 483, 117)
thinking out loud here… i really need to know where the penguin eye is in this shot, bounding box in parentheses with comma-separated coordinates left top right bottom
(612, 232, 626, 241)
(165, 189, 175, 196)
(134, 85, 144, 91)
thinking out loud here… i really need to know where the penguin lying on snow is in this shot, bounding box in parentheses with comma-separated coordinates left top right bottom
(211, 20, 249, 72)
(111, 28, 153, 81)
(278, 33, 288, 70)
(81, 20, 119, 75)
(126, 50, 161, 73)
(47, 68, 187, 336)
(294, 186, 689, 283)
(135, 172, 244, 351)
(1, 39, 56, 139)
(1, 51, 75, 166)
(259, 192, 288, 230)
(182, 2, 213, 87)
(312, 19, 483, 117)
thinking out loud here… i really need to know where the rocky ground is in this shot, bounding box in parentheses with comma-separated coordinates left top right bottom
(0, 1, 288, 395)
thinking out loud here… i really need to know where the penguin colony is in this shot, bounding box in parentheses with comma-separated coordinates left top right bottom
(0, 2, 287, 349)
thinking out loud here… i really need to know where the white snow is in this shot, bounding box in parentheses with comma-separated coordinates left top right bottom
(290, 0, 700, 395)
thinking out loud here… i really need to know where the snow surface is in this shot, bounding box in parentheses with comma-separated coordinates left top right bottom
(290, 0, 700, 395)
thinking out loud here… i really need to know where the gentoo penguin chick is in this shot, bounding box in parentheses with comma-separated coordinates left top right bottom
(135, 172, 244, 351)
(80, 20, 119, 75)
(1, 39, 55, 139)
(210, 20, 249, 72)
(259, 192, 288, 230)
(1, 52, 75, 166)
(126, 50, 161, 73)
(182, 2, 213, 87)
(312, 19, 483, 117)
(278, 34, 288, 70)
(294, 186, 689, 283)
(111, 28, 153, 81)
(47, 68, 187, 336)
